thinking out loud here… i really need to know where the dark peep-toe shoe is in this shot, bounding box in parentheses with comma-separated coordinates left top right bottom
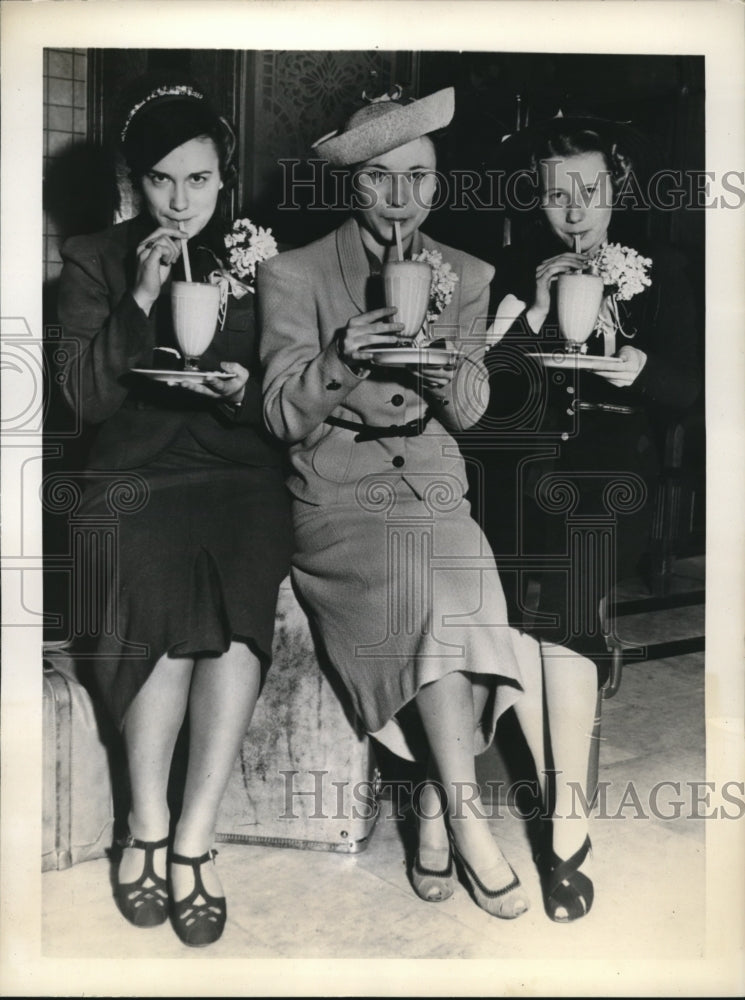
(169, 849, 227, 947)
(452, 843, 530, 919)
(539, 835, 594, 923)
(114, 834, 170, 928)
(411, 849, 456, 902)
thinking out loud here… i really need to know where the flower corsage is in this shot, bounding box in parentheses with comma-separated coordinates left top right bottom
(588, 242, 652, 354)
(411, 248, 459, 341)
(204, 217, 279, 327)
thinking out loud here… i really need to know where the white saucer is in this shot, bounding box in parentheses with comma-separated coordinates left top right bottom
(358, 347, 459, 368)
(526, 352, 626, 371)
(130, 369, 232, 383)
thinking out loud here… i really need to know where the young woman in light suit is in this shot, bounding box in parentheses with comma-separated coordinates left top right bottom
(259, 87, 529, 919)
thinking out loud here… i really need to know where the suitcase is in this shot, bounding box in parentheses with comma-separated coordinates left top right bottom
(42, 647, 116, 871)
(216, 577, 380, 853)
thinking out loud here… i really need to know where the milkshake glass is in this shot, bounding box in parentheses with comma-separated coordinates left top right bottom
(382, 260, 432, 342)
(171, 281, 221, 369)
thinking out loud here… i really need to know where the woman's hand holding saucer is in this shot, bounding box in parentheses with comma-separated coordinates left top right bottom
(596, 345, 647, 387)
(414, 363, 456, 391)
(413, 340, 458, 390)
(167, 362, 249, 406)
(133, 227, 184, 314)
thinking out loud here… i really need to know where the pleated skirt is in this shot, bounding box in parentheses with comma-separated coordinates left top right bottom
(76, 431, 293, 728)
(291, 485, 523, 761)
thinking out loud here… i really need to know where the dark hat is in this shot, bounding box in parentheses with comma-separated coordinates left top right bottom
(120, 84, 224, 176)
(312, 87, 455, 167)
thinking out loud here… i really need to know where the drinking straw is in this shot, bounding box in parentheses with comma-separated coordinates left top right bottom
(179, 222, 192, 282)
(574, 234, 581, 254)
(394, 220, 404, 262)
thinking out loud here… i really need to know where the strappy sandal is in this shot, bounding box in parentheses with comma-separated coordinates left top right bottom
(539, 835, 594, 923)
(451, 841, 530, 919)
(114, 834, 170, 928)
(411, 849, 455, 902)
(169, 849, 227, 947)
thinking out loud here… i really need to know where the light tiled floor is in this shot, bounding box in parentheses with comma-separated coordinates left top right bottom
(41, 560, 707, 965)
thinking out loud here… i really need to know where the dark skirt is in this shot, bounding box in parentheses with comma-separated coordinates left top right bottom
(469, 409, 658, 685)
(75, 430, 293, 727)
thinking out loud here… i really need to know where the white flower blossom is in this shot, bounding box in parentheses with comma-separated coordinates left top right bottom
(589, 243, 652, 302)
(202, 217, 279, 329)
(224, 218, 278, 284)
(412, 248, 460, 324)
(588, 243, 652, 347)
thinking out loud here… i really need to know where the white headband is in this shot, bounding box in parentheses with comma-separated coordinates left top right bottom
(120, 85, 204, 142)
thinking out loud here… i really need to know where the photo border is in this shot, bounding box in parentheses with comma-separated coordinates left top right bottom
(2, 1, 743, 995)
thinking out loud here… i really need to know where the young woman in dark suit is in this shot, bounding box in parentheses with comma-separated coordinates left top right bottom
(479, 117, 701, 922)
(58, 79, 292, 946)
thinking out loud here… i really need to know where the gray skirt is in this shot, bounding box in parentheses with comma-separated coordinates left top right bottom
(291, 483, 523, 761)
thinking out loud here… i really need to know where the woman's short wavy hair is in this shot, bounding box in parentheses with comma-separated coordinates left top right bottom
(527, 124, 633, 192)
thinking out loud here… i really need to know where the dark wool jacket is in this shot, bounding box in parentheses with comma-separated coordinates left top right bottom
(478, 240, 702, 456)
(58, 214, 283, 470)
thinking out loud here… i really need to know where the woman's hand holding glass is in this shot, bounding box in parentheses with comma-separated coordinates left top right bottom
(337, 306, 405, 369)
(133, 227, 184, 315)
(526, 251, 587, 332)
(338, 307, 458, 389)
(531, 251, 648, 385)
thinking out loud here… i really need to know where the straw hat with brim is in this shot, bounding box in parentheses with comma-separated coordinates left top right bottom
(312, 87, 455, 167)
(498, 113, 651, 173)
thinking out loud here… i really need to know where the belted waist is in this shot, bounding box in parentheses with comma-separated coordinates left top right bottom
(326, 409, 432, 442)
(573, 400, 641, 416)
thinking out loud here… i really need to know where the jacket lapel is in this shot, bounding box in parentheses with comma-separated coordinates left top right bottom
(336, 217, 369, 313)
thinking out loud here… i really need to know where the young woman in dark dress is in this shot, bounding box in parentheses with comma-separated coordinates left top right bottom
(58, 80, 292, 946)
(477, 118, 701, 921)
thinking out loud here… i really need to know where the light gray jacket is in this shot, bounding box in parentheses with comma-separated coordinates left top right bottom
(259, 216, 494, 505)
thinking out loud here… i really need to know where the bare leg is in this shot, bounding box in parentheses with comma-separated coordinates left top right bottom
(170, 641, 262, 902)
(416, 671, 528, 914)
(120, 653, 193, 884)
(510, 631, 548, 802)
(417, 678, 494, 864)
(417, 767, 450, 867)
(541, 642, 597, 861)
